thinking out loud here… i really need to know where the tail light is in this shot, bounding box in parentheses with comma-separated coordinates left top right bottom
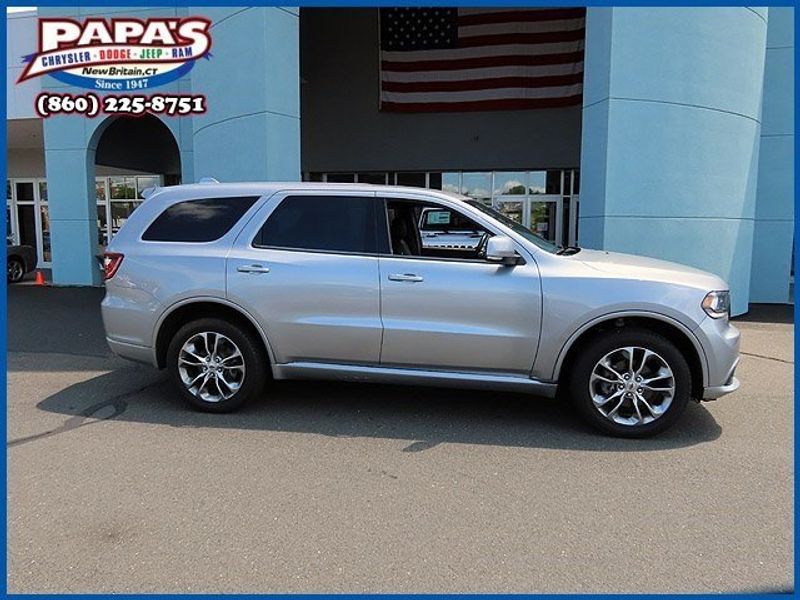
(103, 252, 124, 281)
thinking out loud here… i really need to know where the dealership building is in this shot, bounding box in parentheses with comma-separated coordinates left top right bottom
(6, 6, 794, 315)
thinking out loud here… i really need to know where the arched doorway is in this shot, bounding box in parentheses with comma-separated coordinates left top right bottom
(92, 114, 181, 248)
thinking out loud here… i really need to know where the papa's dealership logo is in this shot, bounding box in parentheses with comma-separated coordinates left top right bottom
(18, 17, 212, 91)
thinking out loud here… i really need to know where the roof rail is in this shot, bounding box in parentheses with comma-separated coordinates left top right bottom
(198, 177, 220, 184)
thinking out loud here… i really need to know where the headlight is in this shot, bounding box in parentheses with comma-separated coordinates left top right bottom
(702, 290, 730, 319)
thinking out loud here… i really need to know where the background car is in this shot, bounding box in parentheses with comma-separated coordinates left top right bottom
(418, 206, 485, 256)
(7, 238, 37, 283)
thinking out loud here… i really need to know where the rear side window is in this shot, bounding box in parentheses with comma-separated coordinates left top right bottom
(142, 196, 259, 242)
(255, 195, 378, 254)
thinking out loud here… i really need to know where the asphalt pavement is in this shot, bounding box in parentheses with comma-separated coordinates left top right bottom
(6, 286, 794, 593)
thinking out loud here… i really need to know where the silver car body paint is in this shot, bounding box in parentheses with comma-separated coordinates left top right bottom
(101, 182, 740, 400)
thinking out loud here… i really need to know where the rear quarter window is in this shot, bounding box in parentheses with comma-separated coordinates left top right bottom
(142, 196, 259, 242)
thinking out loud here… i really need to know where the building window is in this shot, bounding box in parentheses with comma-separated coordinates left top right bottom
(110, 176, 137, 200)
(303, 169, 580, 246)
(356, 172, 388, 185)
(494, 172, 527, 196)
(136, 176, 159, 199)
(395, 172, 426, 187)
(5, 174, 162, 267)
(99, 175, 161, 245)
(324, 173, 355, 183)
(460, 172, 492, 203)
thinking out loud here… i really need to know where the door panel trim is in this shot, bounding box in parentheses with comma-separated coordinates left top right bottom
(272, 361, 557, 397)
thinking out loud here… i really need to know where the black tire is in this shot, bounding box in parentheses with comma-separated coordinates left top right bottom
(166, 317, 267, 413)
(7, 257, 24, 283)
(567, 327, 692, 438)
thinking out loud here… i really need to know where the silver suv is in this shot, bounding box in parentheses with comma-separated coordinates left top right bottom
(101, 182, 740, 437)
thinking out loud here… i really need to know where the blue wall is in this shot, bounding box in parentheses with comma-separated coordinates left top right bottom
(191, 7, 300, 182)
(579, 8, 769, 315)
(751, 7, 794, 303)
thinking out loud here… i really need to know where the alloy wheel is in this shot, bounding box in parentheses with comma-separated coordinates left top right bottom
(178, 331, 246, 403)
(588, 346, 675, 426)
(8, 260, 23, 282)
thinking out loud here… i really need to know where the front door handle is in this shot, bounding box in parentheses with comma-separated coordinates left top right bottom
(237, 264, 270, 274)
(388, 273, 424, 283)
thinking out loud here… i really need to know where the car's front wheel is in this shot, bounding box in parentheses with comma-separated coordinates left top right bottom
(167, 318, 267, 413)
(568, 328, 692, 437)
(7, 257, 24, 283)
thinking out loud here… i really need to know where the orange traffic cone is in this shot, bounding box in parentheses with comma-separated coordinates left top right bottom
(34, 270, 46, 286)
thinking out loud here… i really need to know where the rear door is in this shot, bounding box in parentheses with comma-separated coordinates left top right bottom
(227, 191, 384, 366)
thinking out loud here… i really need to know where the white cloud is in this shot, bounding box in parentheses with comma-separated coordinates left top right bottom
(468, 187, 490, 199)
(495, 179, 524, 195)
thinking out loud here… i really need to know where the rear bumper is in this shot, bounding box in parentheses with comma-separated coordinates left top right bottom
(106, 337, 157, 367)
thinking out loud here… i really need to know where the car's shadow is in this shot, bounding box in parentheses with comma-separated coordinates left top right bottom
(24, 365, 722, 452)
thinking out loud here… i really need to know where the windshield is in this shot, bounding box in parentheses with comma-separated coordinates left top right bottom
(466, 200, 559, 253)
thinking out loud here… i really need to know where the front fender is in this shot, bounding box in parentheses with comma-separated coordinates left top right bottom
(542, 309, 709, 387)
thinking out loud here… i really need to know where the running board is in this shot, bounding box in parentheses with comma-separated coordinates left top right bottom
(272, 362, 557, 397)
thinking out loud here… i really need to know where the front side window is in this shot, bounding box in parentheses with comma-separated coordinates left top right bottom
(386, 199, 489, 260)
(143, 196, 258, 242)
(255, 195, 377, 254)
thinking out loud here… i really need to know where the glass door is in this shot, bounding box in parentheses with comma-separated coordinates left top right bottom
(96, 178, 111, 249)
(490, 171, 568, 246)
(10, 179, 52, 268)
(493, 196, 563, 245)
(14, 180, 39, 263)
(38, 181, 51, 264)
(494, 199, 525, 225)
(6, 180, 15, 243)
(528, 198, 561, 244)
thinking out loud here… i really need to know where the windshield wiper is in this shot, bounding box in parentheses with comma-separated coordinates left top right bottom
(556, 245, 581, 256)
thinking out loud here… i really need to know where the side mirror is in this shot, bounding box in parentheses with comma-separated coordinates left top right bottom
(486, 235, 519, 265)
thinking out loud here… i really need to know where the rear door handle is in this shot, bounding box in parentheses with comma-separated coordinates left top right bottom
(388, 273, 424, 283)
(237, 264, 270, 274)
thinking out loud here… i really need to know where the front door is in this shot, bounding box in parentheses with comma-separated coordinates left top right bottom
(378, 195, 542, 375)
(226, 191, 384, 366)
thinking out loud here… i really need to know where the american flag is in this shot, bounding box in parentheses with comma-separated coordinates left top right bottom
(379, 7, 585, 112)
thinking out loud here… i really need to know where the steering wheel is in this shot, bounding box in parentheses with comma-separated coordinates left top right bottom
(475, 232, 490, 259)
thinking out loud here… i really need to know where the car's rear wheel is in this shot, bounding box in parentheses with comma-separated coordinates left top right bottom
(568, 328, 692, 438)
(167, 318, 266, 412)
(7, 257, 24, 283)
